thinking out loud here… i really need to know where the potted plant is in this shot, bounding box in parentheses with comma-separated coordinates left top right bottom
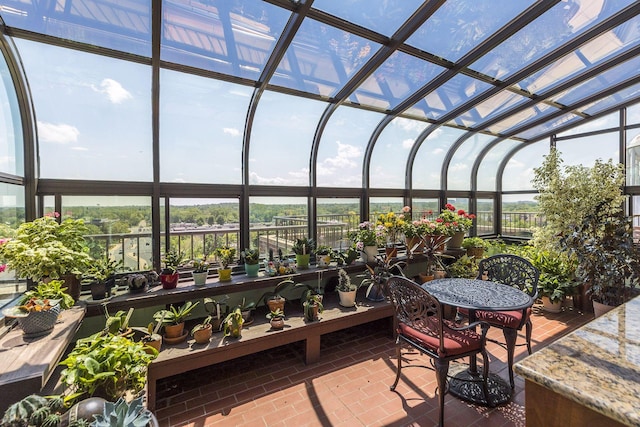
(190, 258, 209, 286)
(334, 245, 359, 266)
(336, 268, 359, 307)
(357, 252, 407, 302)
(348, 221, 384, 263)
(18, 278, 75, 309)
(214, 246, 236, 282)
(461, 237, 488, 259)
(446, 254, 478, 279)
(84, 258, 123, 300)
(203, 295, 229, 331)
(260, 278, 294, 314)
(292, 237, 315, 269)
(191, 315, 213, 344)
(437, 204, 475, 249)
(376, 208, 408, 257)
(315, 245, 332, 267)
(159, 249, 185, 289)
(103, 307, 135, 337)
(92, 395, 159, 427)
(0, 212, 93, 301)
(222, 307, 244, 338)
(2, 297, 61, 338)
(302, 292, 323, 322)
(523, 245, 577, 313)
(59, 331, 157, 401)
(141, 321, 163, 353)
(153, 301, 199, 343)
(241, 248, 260, 277)
(266, 308, 285, 330)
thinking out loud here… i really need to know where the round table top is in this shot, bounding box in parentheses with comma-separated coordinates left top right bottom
(423, 277, 533, 312)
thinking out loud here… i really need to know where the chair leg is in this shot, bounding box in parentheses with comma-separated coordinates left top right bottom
(390, 337, 402, 391)
(434, 358, 449, 427)
(480, 348, 492, 407)
(525, 319, 533, 355)
(503, 328, 517, 388)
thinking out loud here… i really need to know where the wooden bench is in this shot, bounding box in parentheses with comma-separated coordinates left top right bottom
(0, 306, 85, 413)
(145, 291, 393, 411)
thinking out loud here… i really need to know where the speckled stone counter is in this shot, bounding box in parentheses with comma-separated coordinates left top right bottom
(515, 297, 640, 427)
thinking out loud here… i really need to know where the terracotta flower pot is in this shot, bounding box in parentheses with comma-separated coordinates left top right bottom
(270, 317, 285, 330)
(164, 322, 185, 338)
(193, 324, 212, 344)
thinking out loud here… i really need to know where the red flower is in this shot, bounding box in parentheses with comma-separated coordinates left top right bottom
(457, 209, 466, 215)
(469, 214, 476, 219)
(0, 264, 6, 273)
(445, 203, 455, 211)
(435, 218, 443, 223)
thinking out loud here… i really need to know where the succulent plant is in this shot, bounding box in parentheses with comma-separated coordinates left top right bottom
(91, 396, 152, 427)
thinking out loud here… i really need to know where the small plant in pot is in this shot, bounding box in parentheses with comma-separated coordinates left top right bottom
(214, 246, 236, 282)
(190, 257, 210, 286)
(160, 249, 185, 289)
(191, 315, 213, 344)
(292, 237, 315, 269)
(260, 278, 295, 314)
(315, 245, 332, 267)
(334, 245, 359, 266)
(461, 237, 488, 259)
(241, 248, 260, 277)
(336, 268, 359, 307)
(267, 308, 285, 330)
(222, 307, 244, 338)
(2, 297, 61, 338)
(303, 292, 323, 322)
(141, 320, 163, 353)
(19, 278, 75, 310)
(153, 300, 199, 343)
(84, 258, 124, 300)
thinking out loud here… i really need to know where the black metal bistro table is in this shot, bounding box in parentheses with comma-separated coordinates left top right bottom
(422, 278, 534, 406)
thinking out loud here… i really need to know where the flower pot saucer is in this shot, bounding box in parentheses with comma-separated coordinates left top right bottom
(163, 331, 188, 345)
(243, 317, 254, 326)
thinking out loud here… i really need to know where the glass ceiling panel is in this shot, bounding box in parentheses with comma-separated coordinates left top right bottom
(550, 58, 640, 106)
(469, 0, 635, 81)
(514, 112, 582, 140)
(556, 111, 619, 137)
(317, 107, 385, 188)
(413, 126, 465, 190)
(477, 139, 521, 191)
(452, 90, 530, 128)
(518, 13, 640, 95)
(408, 74, 493, 120)
(271, 18, 378, 97)
(353, 51, 445, 110)
(579, 81, 640, 116)
(448, 133, 495, 190)
(312, 0, 423, 37)
(406, 0, 534, 63)
(483, 103, 556, 134)
(370, 117, 429, 188)
(161, 0, 289, 80)
(0, 0, 151, 56)
(249, 91, 326, 186)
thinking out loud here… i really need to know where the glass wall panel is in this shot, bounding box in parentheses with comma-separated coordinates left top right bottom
(627, 129, 640, 186)
(411, 198, 438, 220)
(162, 0, 289, 79)
(580, 82, 640, 117)
(0, 49, 23, 176)
(0, 0, 152, 57)
(249, 92, 325, 186)
(369, 197, 404, 222)
(448, 133, 494, 191)
(317, 107, 384, 188)
(271, 17, 379, 97)
(406, 0, 533, 63)
(502, 141, 549, 191)
(313, 0, 423, 37)
(0, 182, 25, 294)
(249, 196, 307, 258)
(16, 40, 152, 181)
(167, 197, 239, 269)
(556, 132, 619, 168)
(628, 102, 640, 125)
(159, 70, 250, 184)
(632, 196, 640, 242)
(476, 198, 494, 235)
(61, 196, 152, 272)
(502, 193, 540, 238)
(556, 111, 619, 137)
(470, 1, 634, 81)
(477, 139, 520, 191)
(413, 126, 465, 189)
(316, 198, 360, 250)
(370, 117, 429, 189)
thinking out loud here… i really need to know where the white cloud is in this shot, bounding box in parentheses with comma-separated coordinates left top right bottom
(319, 142, 361, 176)
(432, 147, 445, 155)
(37, 121, 80, 144)
(402, 138, 414, 149)
(449, 162, 468, 173)
(223, 127, 241, 137)
(71, 146, 89, 151)
(93, 78, 132, 104)
(505, 158, 525, 169)
(393, 117, 426, 133)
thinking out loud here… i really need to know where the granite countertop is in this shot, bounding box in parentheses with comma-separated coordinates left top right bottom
(515, 297, 640, 426)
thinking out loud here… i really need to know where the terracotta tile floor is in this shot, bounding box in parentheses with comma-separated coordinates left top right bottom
(155, 302, 594, 427)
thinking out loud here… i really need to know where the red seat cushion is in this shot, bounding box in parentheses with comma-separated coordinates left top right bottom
(475, 307, 532, 329)
(398, 321, 482, 357)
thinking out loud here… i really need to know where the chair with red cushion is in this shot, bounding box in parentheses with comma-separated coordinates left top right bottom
(386, 276, 491, 427)
(473, 254, 539, 388)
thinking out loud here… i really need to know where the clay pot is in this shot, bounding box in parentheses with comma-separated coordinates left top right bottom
(193, 324, 212, 344)
(164, 322, 184, 338)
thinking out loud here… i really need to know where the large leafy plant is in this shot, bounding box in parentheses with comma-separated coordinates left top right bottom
(59, 332, 157, 401)
(0, 213, 93, 280)
(19, 279, 75, 309)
